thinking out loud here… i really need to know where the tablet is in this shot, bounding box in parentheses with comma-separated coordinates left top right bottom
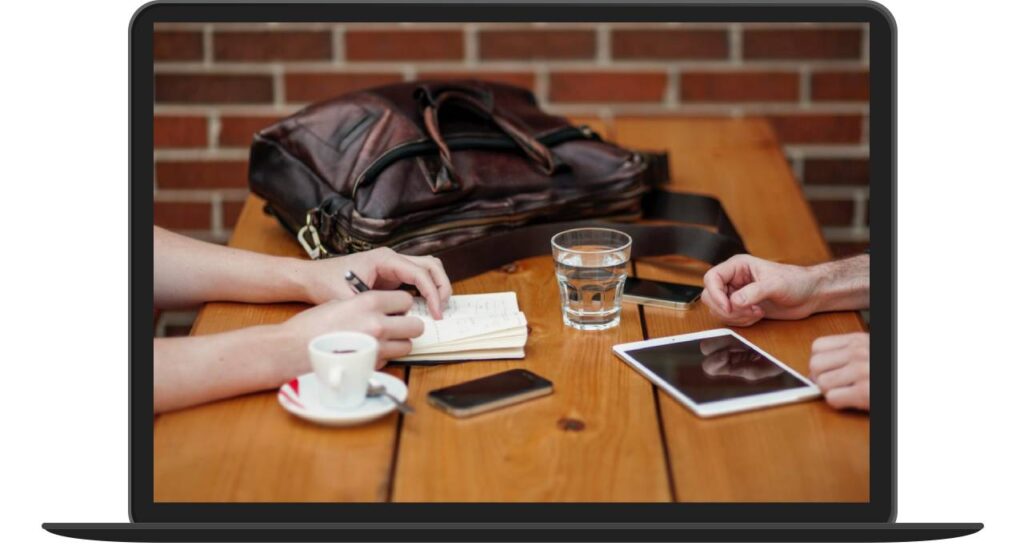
(613, 329, 821, 417)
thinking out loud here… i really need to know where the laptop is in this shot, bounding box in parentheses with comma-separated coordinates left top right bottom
(44, 0, 981, 542)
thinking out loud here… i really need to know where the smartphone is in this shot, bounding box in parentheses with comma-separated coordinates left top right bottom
(427, 369, 554, 418)
(622, 277, 703, 310)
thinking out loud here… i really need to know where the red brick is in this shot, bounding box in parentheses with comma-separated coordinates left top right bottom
(345, 30, 462, 61)
(154, 31, 203, 61)
(417, 71, 536, 91)
(680, 71, 799, 102)
(811, 70, 870, 101)
(810, 199, 855, 226)
(284, 72, 402, 103)
(767, 114, 863, 144)
(612, 29, 728, 60)
(743, 28, 862, 60)
(222, 201, 246, 228)
(804, 157, 870, 185)
(478, 30, 595, 60)
(155, 74, 274, 104)
(154, 116, 207, 148)
(549, 72, 667, 103)
(219, 115, 283, 147)
(829, 241, 870, 258)
(154, 201, 212, 230)
(213, 31, 332, 61)
(155, 161, 250, 189)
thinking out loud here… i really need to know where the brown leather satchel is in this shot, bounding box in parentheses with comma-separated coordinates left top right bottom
(249, 80, 745, 280)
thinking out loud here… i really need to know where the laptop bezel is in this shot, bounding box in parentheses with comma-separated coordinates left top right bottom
(130, 0, 895, 524)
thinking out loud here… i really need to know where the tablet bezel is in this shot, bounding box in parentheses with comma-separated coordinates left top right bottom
(613, 329, 822, 417)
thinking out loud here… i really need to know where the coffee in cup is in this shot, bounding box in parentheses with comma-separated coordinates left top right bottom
(307, 332, 379, 410)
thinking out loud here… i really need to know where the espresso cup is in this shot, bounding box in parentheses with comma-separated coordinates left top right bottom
(307, 332, 379, 410)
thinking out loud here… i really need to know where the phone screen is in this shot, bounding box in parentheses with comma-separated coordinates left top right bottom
(626, 334, 809, 404)
(428, 369, 552, 410)
(623, 277, 702, 304)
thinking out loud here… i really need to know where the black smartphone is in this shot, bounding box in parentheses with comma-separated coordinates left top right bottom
(622, 277, 703, 310)
(426, 369, 554, 418)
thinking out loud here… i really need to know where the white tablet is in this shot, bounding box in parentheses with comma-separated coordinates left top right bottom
(613, 328, 821, 418)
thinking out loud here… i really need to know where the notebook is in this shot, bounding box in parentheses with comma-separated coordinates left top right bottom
(397, 292, 528, 362)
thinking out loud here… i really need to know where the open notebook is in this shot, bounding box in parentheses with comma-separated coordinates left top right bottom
(396, 292, 528, 362)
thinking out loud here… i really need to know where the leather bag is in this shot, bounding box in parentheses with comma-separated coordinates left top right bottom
(248, 80, 746, 279)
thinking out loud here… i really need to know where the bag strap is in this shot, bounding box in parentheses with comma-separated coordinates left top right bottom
(435, 187, 746, 282)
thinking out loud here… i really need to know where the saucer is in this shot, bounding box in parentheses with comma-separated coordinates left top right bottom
(277, 371, 408, 427)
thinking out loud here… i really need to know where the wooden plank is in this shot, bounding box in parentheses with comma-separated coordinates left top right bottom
(153, 195, 403, 502)
(614, 117, 869, 502)
(391, 255, 671, 502)
(389, 116, 669, 502)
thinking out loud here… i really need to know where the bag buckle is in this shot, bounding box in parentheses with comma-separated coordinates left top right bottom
(297, 209, 328, 260)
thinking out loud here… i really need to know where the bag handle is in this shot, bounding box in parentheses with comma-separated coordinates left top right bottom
(416, 86, 557, 192)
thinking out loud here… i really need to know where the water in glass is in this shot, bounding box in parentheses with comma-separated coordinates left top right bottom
(554, 240, 631, 334)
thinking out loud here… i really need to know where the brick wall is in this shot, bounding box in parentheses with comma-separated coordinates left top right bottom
(152, 22, 870, 254)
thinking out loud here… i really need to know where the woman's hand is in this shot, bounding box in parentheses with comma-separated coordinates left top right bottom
(282, 290, 426, 370)
(296, 247, 452, 319)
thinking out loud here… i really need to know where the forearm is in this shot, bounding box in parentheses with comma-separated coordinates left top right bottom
(153, 324, 307, 413)
(810, 254, 870, 312)
(153, 226, 310, 309)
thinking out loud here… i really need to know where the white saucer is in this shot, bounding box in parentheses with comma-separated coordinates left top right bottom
(277, 371, 408, 427)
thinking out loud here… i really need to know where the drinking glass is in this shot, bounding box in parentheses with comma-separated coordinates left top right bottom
(551, 228, 632, 330)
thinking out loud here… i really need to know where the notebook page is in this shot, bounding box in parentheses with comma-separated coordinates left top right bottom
(398, 347, 526, 362)
(411, 312, 527, 349)
(408, 292, 519, 320)
(409, 328, 528, 354)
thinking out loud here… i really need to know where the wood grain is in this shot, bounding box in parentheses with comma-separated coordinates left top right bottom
(390, 255, 671, 502)
(615, 117, 869, 502)
(389, 117, 671, 502)
(154, 196, 403, 502)
(153, 117, 869, 503)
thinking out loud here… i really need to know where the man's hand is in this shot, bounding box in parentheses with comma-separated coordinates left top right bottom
(809, 332, 870, 411)
(700, 254, 824, 326)
(282, 291, 426, 369)
(296, 247, 453, 320)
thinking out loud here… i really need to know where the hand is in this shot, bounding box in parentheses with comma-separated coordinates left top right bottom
(809, 332, 870, 411)
(699, 336, 784, 381)
(297, 247, 452, 319)
(282, 291, 425, 369)
(701, 254, 824, 327)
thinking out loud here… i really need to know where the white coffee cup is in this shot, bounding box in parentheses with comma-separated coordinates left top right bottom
(307, 332, 379, 410)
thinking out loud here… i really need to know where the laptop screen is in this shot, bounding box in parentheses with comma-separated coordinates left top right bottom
(136, 1, 891, 524)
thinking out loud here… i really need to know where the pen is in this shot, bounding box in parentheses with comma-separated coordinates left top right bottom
(344, 270, 371, 293)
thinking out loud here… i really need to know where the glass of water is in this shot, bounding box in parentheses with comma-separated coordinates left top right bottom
(551, 228, 632, 331)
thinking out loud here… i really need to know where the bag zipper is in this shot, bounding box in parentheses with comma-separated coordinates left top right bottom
(336, 182, 643, 253)
(352, 124, 597, 194)
(339, 212, 537, 253)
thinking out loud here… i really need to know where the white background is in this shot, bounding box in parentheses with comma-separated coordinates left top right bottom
(1, 0, 1021, 551)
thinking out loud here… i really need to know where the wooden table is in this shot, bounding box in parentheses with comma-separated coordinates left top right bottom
(154, 117, 869, 503)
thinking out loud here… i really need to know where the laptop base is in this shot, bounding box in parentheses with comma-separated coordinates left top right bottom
(44, 522, 982, 542)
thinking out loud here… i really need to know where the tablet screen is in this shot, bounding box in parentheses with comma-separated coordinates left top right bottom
(626, 334, 810, 404)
